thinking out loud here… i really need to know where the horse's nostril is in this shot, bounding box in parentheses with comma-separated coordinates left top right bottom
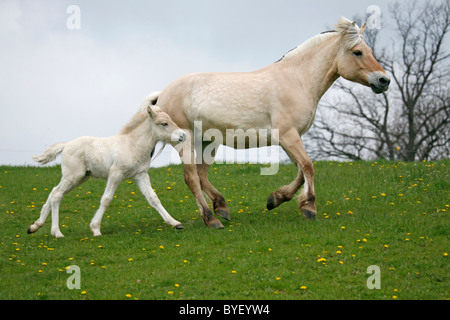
(379, 76, 390, 86)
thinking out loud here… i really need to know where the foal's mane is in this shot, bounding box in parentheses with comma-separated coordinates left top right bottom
(119, 92, 160, 135)
(276, 17, 363, 62)
(119, 110, 148, 135)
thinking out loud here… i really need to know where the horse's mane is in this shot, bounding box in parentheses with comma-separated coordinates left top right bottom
(335, 17, 364, 49)
(276, 17, 363, 62)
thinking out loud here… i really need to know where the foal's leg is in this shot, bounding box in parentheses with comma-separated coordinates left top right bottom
(175, 131, 224, 228)
(28, 189, 55, 234)
(197, 143, 230, 220)
(269, 128, 316, 219)
(90, 173, 122, 236)
(134, 172, 183, 229)
(28, 175, 87, 237)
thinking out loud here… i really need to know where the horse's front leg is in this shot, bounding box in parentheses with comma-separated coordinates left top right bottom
(197, 142, 230, 220)
(268, 128, 316, 219)
(134, 173, 183, 229)
(174, 131, 224, 229)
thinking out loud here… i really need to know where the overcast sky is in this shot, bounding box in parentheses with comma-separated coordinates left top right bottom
(0, 0, 422, 166)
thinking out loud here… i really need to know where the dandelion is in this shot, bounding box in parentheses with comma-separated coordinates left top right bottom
(231, 270, 237, 274)
(276, 277, 281, 280)
(300, 286, 307, 290)
(128, 258, 133, 262)
(175, 284, 180, 287)
(444, 252, 448, 257)
(126, 294, 132, 298)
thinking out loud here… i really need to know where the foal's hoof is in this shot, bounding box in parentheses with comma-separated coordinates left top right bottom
(27, 227, 32, 234)
(215, 208, 231, 221)
(175, 224, 184, 230)
(302, 209, 316, 220)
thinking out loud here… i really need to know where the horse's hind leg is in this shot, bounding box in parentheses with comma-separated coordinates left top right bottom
(197, 143, 230, 220)
(268, 128, 316, 219)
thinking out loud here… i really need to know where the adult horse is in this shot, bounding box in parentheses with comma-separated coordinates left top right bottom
(157, 17, 390, 228)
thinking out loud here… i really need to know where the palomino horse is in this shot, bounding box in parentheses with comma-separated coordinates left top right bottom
(157, 17, 390, 228)
(28, 92, 187, 238)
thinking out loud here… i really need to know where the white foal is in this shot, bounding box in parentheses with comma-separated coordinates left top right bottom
(28, 92, 186, 238)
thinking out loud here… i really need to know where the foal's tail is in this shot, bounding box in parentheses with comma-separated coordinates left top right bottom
(33, 142, 67, 165)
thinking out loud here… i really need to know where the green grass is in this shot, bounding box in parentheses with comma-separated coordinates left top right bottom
(0, 160, 449, 300)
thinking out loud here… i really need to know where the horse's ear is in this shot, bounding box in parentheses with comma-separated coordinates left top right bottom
(360, 22, 366, 35)
(147, 105, 155, 119)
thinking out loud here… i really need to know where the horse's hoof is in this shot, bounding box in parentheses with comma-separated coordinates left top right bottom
(267, 193, 287, 210)
(27, 227, 33, 234)
(175, 224, 184, 230)
(267, 194, 276, 210)
(215, 209, 231, 221)
(302, 209, 316, 220)
(207, 219, 224, 229)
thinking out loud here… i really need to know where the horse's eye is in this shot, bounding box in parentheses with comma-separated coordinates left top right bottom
(160, 123, 168, 127)
(353, 50, 363, 57)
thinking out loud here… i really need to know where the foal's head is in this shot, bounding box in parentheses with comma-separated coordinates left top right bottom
(335, 17, 390, 94)
(147, 105, 186, 144)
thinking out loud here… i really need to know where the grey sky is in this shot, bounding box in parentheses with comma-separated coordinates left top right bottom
(0, 0, 415, 166)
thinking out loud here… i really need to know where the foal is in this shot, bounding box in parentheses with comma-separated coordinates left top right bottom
(28, 92, 187, 238)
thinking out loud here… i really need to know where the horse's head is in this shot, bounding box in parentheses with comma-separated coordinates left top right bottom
(147, 105, 186, 144)
(335, 17, 390, 94)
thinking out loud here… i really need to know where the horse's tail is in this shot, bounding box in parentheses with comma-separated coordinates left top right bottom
(33, 142, 67, 165)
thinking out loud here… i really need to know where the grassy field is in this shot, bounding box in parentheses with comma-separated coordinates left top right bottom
(0, 160, 448, 300)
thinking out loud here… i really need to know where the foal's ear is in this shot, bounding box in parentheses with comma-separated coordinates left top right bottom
(147, 105, 155, 119)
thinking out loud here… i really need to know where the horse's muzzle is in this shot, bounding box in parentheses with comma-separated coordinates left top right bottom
(368, 72, 390, 94)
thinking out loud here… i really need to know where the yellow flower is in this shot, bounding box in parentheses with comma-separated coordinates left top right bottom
(231, 270, 237, 274)
(126, 294, 132, 298)
(168, 291, 174, 295)
(300, 286, 307, 290)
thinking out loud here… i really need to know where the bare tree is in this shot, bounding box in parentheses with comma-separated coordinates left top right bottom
(305, 0, 450, 161)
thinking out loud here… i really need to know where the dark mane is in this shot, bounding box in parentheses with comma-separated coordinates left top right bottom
(321, 30, 337, 34)
(275, 30, 338, 63)
(275, 46, 299, 63)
